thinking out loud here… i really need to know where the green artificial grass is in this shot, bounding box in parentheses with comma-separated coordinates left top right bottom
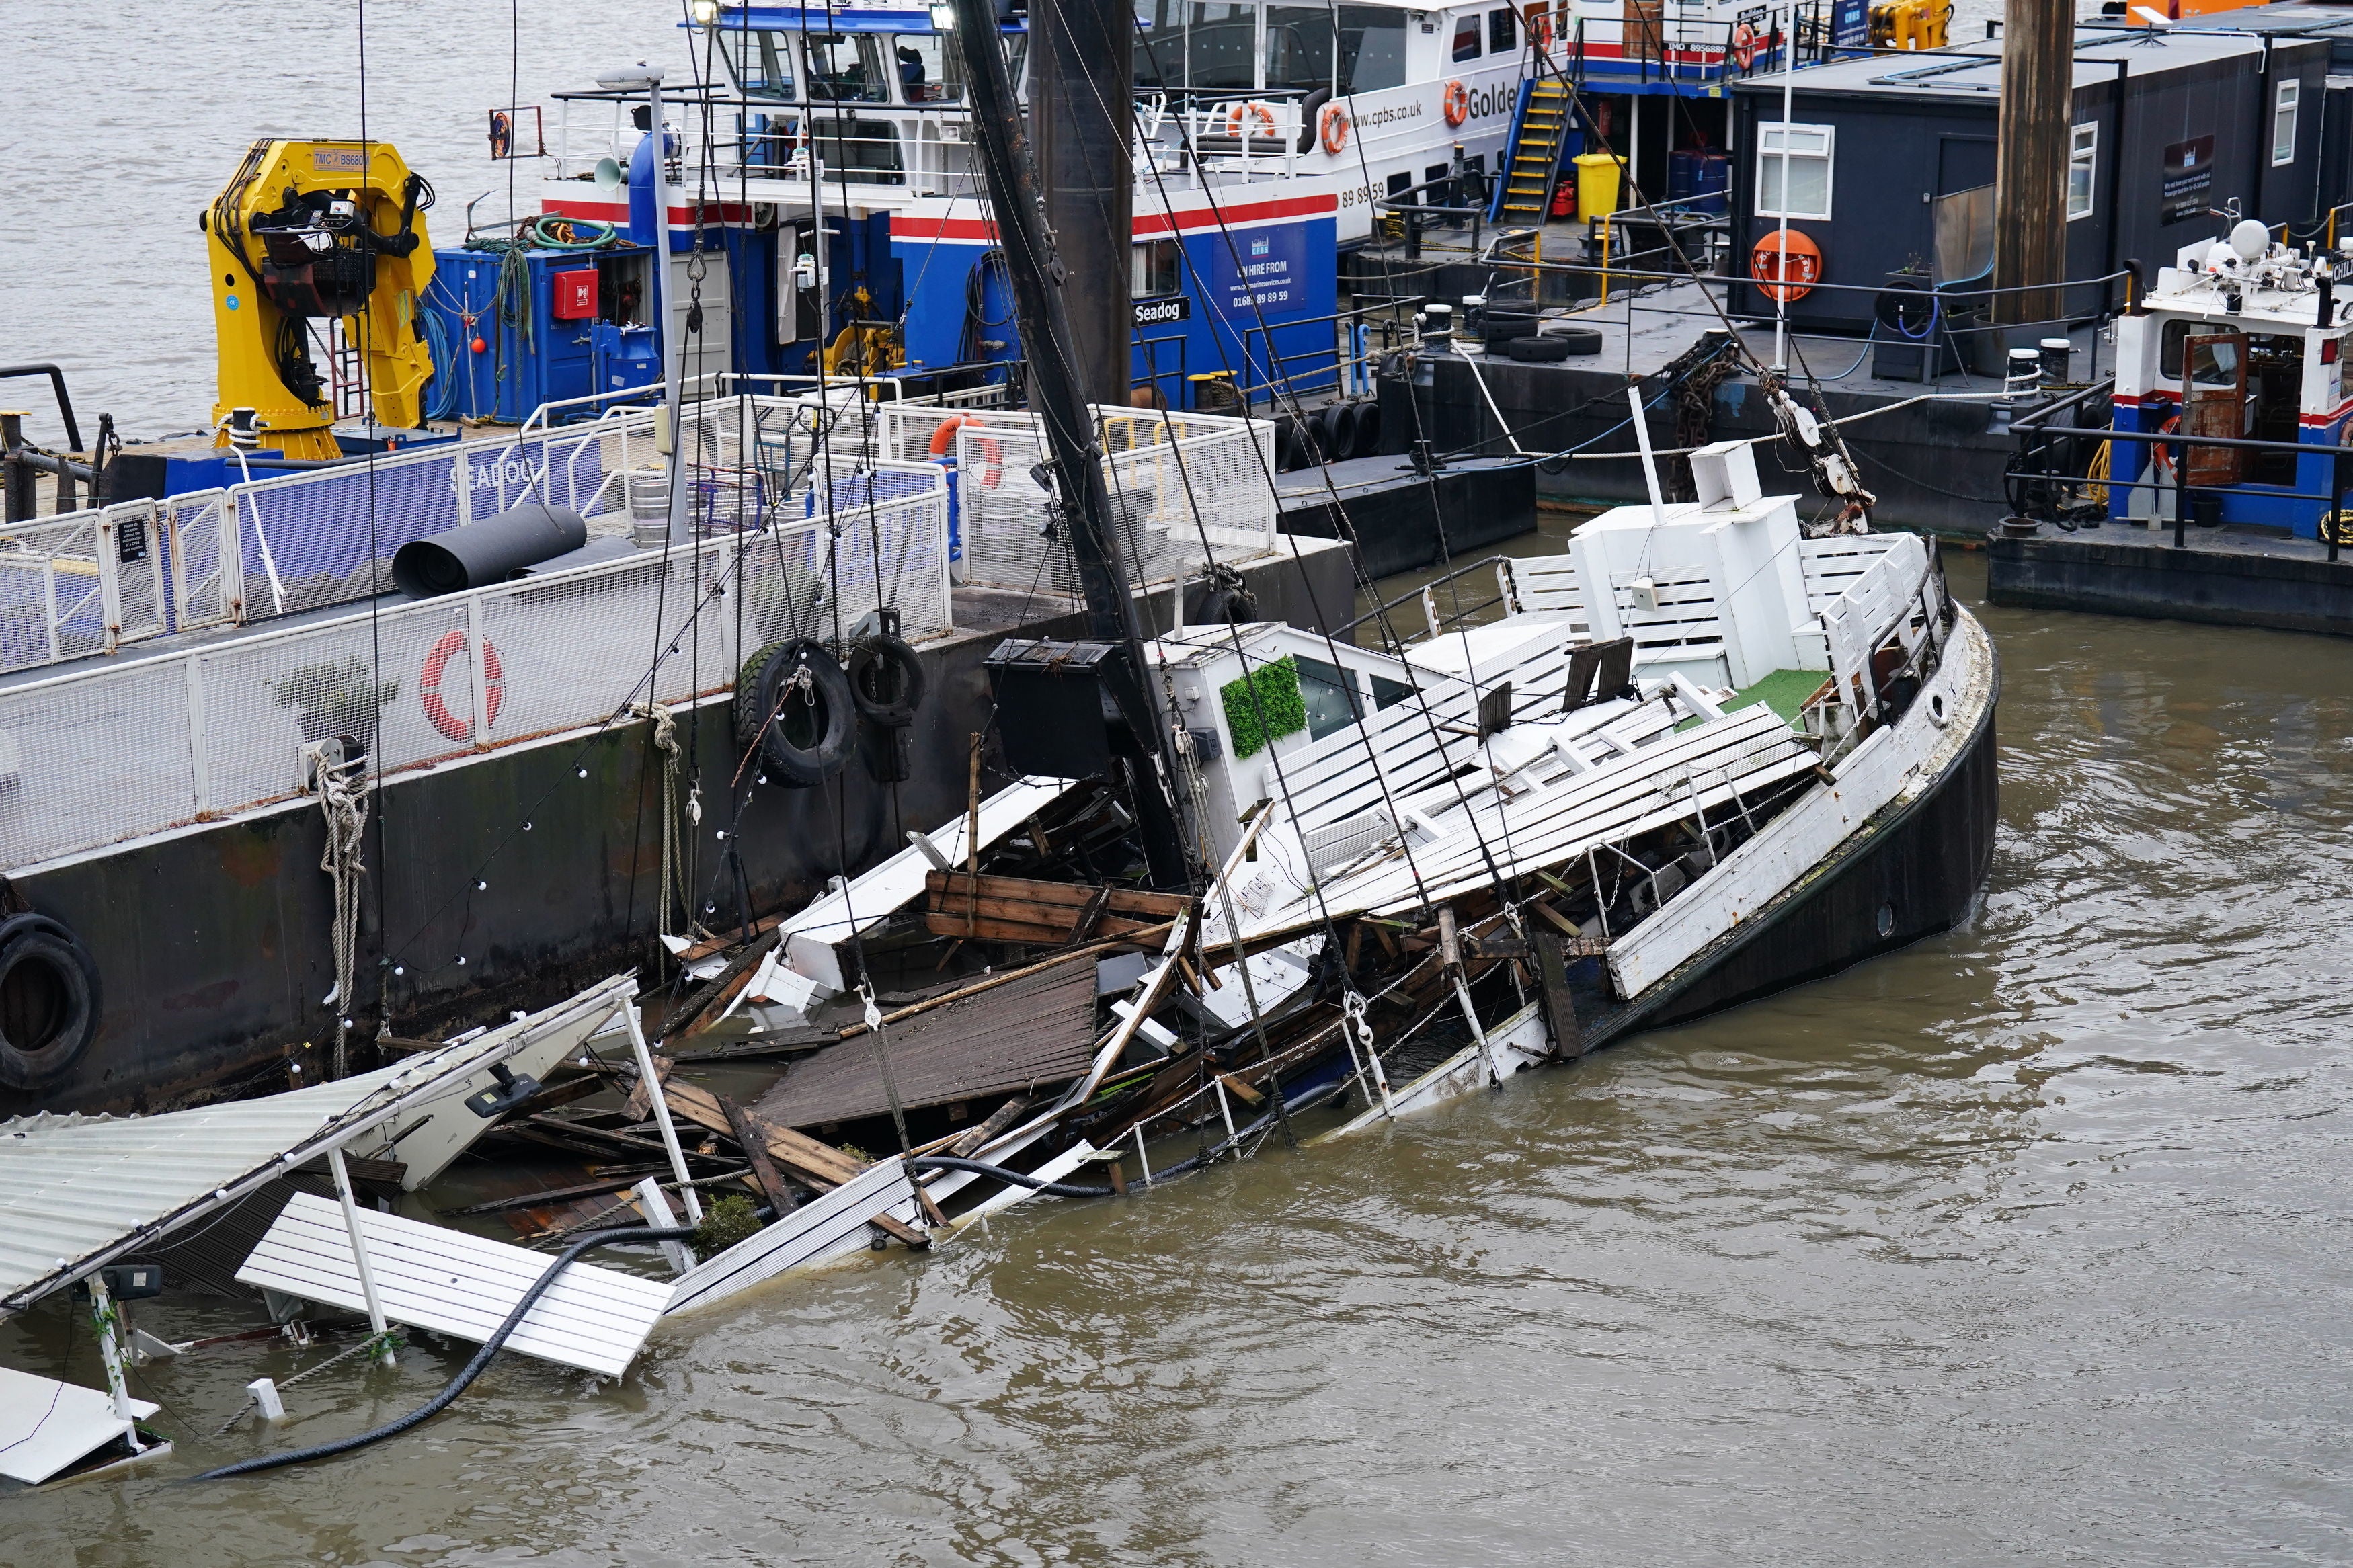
(1723, 667, 1832, 727)
(1222, 655, 1306, 759)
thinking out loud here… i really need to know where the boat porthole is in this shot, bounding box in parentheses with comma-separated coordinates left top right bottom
(1876, 903, 1895, 938)
(1928, 692, 1948, 726)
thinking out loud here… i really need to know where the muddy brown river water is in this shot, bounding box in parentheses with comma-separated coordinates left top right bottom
(7, 550, 2353, 1565)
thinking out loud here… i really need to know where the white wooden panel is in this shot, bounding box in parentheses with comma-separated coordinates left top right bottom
(1607, 608, 1981, 997)
(1797, 534, 1900, 616)
(0, 1367, 155, 1485)
(1509, 554, 1589, 627)
(665, 1155, 926, 1316)
(236, 1194, 672, 1377)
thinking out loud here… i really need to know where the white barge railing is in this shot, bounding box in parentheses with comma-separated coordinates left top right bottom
(0, 432, 949, 874)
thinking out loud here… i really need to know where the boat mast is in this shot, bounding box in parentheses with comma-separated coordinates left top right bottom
(950, 0, 1191, 887)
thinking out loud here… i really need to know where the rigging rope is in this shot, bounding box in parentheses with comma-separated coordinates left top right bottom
(317, 759, 372, 1081)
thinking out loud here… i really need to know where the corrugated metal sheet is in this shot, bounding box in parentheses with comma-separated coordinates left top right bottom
(0, 974, 637, 1311)
(753, 962, 1101, 1130)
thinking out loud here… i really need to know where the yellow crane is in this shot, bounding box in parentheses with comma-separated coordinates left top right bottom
(201, 140, 438, 460)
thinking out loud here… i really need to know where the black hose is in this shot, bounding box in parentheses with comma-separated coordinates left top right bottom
(191, 1224, 695, 1482)
(908, 1155, 1116, 1197)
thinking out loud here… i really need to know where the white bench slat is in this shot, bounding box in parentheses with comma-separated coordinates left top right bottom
(236, 1193, 672, 1377)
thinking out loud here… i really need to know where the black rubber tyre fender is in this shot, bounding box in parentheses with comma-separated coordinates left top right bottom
(846, 633, 928, 725)
(1316, 402, 1359, 462)
(0, 913, 101, 1092)
(1189, 581, 1262, 625)
(734, 640, 785, 747)
(1350, 400, 1383, 459)
(1505, 335, 1574, 364)
(1482, 314, 1542, 344)
(1554, 326, 1607, 356)
(748, 639, 858, 788)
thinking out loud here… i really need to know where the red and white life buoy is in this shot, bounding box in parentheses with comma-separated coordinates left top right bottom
(1319, 102, 1351, 155)
(420, 628, 505, 744)
(927, 412, 1006, 489)
(1731, 21, 1759, 69)
(1442, 80, 1470, 128)
(1224, 100, 1280, 140)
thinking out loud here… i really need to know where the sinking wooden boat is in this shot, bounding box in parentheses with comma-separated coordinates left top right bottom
(653, 437, 1995, 1311)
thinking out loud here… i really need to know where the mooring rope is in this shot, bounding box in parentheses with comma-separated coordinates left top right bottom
(317, 761, 372, 1081)
(649, 701, 686, 940)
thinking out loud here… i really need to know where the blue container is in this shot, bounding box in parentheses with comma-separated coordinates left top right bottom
(1689, 153, 1730, 214)
(1667, 150, 1698, 202)
(422, 243, 657, 423)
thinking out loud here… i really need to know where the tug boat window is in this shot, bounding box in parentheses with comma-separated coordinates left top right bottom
(1452, 13, 1484, 59)
(891, 32, 967, 103)
(1266, 6, 1337, 94)
(1488, 7, 1517, 51)
(1135, 0, 1183, 87)
(1189, 4, 1261, 90)
(807, 33, 890, 102)
(720, 27, 798, 99)
(1337, 7, 1409, 92)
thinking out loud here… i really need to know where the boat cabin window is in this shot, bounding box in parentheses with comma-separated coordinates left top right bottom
(1188, 3, 1261, 89)
(807, 33, 890, 102)
(2066, 123, 2096, 221)
(1297, 657, 1366, 739)
(1488, 7, 1517, 51)
(1265, 5, 1336, 94)
(1452, 13, 1483, 60)
(719, 27, 799, 99)
(1755, 123, 1833, 221)
(2157, 319, 2300, 381)
(891, 32, 965, 102)
(1371, 671, 1414, 709)
(1136, 0, 1183, 87)
(1338, 6, 1408, 91)
(2274, 79, 2299, 167)
(1133, 237, 1181, 296)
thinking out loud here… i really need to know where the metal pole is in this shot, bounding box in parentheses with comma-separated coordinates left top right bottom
(621, 1001, 705, 1223)
(1773, 3, 1794, 372)
(2333, 452, 2344, 564)
(327, 1145, 397, 1367)
(2173, 448, 2188, 550)
(0, 412, 31, 524)
(86, 1272, 144, 1450)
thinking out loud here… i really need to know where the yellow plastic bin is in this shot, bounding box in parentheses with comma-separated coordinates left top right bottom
(1573, 152, 1627, 218)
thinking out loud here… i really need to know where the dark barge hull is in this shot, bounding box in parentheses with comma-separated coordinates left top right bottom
(3, 547, 1355, 1119)
(1587, 631, 2001, 1047)
(1988, 533, 2353, 639)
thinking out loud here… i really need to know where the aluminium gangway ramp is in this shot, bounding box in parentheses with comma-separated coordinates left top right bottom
(237, 1193, 673, 1377)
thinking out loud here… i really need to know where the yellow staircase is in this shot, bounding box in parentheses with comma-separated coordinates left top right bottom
(1492, 80, 1573, 223)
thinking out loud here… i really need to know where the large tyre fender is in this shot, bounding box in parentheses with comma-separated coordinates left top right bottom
(0, 913, 102, 1092)
(846, 634, 928, 726)
(748, 640, 858, 788)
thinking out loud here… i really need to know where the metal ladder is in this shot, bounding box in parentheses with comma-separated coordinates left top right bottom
(1490, 79, 1572, 224)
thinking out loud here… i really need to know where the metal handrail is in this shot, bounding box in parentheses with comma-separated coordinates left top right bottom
(1335, 552, 1516, 641)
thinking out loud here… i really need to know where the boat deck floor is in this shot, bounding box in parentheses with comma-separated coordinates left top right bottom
(2032, 520, 2352, 564)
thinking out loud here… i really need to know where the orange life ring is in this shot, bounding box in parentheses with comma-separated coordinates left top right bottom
(1731, 21, 1759, 69)
(1749, 228, 1822, 303)
(2150, 412, 2180, 482)
(1442, 80, 1470, 128)
(1319, 102, 1351, 155)
(1224, 100, 1279, 140)
(927, 412, 1006, 489)
(420, 628, 505, 744)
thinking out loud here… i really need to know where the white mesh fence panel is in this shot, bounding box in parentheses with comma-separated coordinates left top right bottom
(0, 657, 197, 866)
(166, 489, 237, 630)
(104, 501, 168, 647)
(0, 511, 112, 670)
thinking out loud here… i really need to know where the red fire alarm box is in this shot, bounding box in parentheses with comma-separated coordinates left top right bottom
(552, 267, 598, 321)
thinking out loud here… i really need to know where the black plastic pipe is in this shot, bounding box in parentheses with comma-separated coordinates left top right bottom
(393, 500, 588, 597)
(191, 1223, 694, 1481)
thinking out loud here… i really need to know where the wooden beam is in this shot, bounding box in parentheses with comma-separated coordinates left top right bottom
(1993, 0, 2073, 323)
(721, 1095, 801, 1216)
(836, 923, 1174, 1040)
(1530, 930, 1584, 1058)
(869, 1211, 932, 1249)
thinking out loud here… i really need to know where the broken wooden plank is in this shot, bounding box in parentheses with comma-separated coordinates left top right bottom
(721, 1096, 801, 1216)
(621, 1053, 676, 1120)
(1531, 930, 1583, 1057)
(836, 926, 1172, 1041)
(654, 1079, 869, 1190)
(867, 1210, 931, 1249)
(947, 1095, 1031, 1157)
